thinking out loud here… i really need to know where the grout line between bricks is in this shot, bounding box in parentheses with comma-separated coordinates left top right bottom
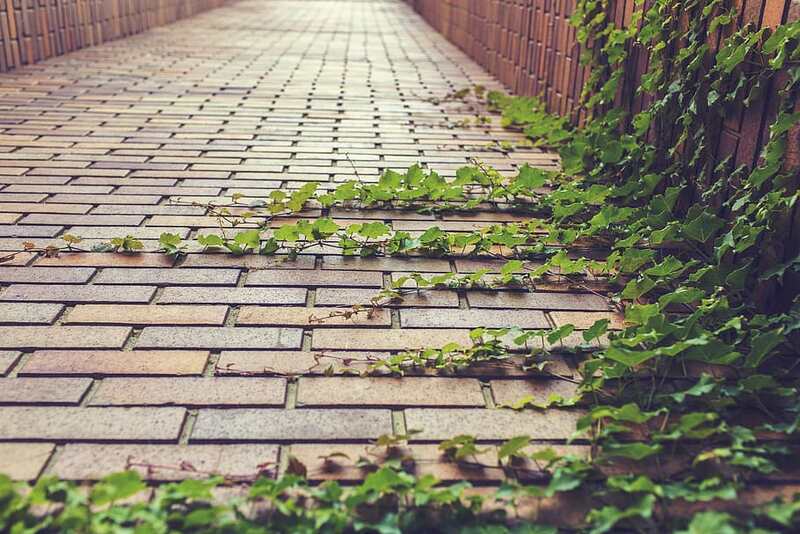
(481, 382, 496, 409)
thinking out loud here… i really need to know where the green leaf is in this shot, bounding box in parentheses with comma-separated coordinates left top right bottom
(683, 210, 725, 243)
(90, 471, 146, 506)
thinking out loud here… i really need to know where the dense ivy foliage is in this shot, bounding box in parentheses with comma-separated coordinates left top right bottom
(3, 0, 800, 532)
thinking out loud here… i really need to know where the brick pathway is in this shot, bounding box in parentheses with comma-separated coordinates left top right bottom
(0, 0, 613, 483)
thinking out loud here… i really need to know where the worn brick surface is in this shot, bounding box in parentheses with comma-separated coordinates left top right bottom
(21, 351, 209, 376)
(297, 377, 485, 407)
(0, 0, 608, 477)
(405, 408, 584, 440)
(93, 268, 239, 286)
(158, 286, 306, 305)
(0, 285, 156, 303)
(400, 308, 549, 329)
(0, 303, 63, 324)
(312, 329, 473, 350)
(290, 443, 502, 482)
(0, 407, 185, 441)
(0, 378, 92, 404)
(238, 307, 391, 327)
(192, 409, 393, 441)
(0, 267, 95, 283)
(136, 327, 303, 349)
(0, 443, 55, 480)
(66, 305, 228, 325)
(50, 444, 280, 481)
(0, 327, 131, 349)
(467, 291, 610, 311)
(90, 378, 286, 406)
(246, 270, 383, 287)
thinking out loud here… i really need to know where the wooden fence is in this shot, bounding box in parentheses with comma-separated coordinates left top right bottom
(0, 0, 226, 72)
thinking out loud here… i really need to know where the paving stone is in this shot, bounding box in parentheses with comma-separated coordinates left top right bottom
(0, 303, 64, 324)
(0, 407, 186, 441)
(297, 377, 485, 407)
(0, 267, 95, 284)
(290, 443, 502, 482)
(0, 378, 92, 404)
(237, 306, 390, 327)
(136, 327, 303, 349)
(36, 253, 175, 268)
(21, 350, 209, 376)
(400, 308, 549, 329)
(315, 288, 459, 307)
(0, 284, 156, 303)
(549, 310, 625, 329)
(90, 377, 286, 406)
(0, 213, 20, 223)
(0, 225, 63, 237)
(180, 254, 315, 269)
(158, 286, 306, 305)
(94, 268, 240, 286)
(20, 214, 145, 226)
(404, 408, 584, 440)
(0, 443, 55, 480)
(312, 328, 473, 350)
(66, 305, 228, 325)
(322, 256, 452, 272)
(246, 269, 383, 287)
(0, 351, 21, 375)
(216, 350, 393, 376)
(50, 444, 280, 481)
(192, 408, 392, 441)
(0, 326, 131, 349)
(466, 291, 610, 311)
(490, 379, 580, 406)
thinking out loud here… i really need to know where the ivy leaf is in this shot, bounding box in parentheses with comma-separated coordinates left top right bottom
(197, 234, 225, 248)
(233, 229, 261, 251)
(497, 436, 531, 460)
(583, 319, 610, 342)
(604, 346, 656, 368)
(358, 222, 391, 239)
(90, 471, 146, 506)
(683, 210, 725, 243)
(603, 442, 662, 460)
(676, 511, 736, 534)
(745, 328, 784, 367)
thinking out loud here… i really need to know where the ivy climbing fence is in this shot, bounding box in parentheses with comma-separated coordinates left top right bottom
(0, 0, 226, 72)
(406, 0, 800, 298)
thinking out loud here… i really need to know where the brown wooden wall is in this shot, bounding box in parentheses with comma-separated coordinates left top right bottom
(0, 0, 226, 72)
(404, 0, 797, 168)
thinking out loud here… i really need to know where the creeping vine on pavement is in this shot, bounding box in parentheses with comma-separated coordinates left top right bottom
(3, 1, 800, 532)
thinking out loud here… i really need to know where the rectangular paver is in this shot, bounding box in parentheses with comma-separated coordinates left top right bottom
(404, 408, 584, 440)
(21, 350, 209, 376)
(93, 268, 240, 286)
(0, 285, 156, 303)
(136, 327, 303, 349)
(297, 377, 485, 407)
(90, 377, 286, 406)
(0, 303, 64, 324)
(0, 407, 185, 441)
(50, 444, 280, 480)
(0, 327, 132, 349)
(0, 443, 55, 480)
(311, 328, 473, 350)
(192, 409, 393, 441)
(65, 305, 229, 325)
(157, 286, 306, 305)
